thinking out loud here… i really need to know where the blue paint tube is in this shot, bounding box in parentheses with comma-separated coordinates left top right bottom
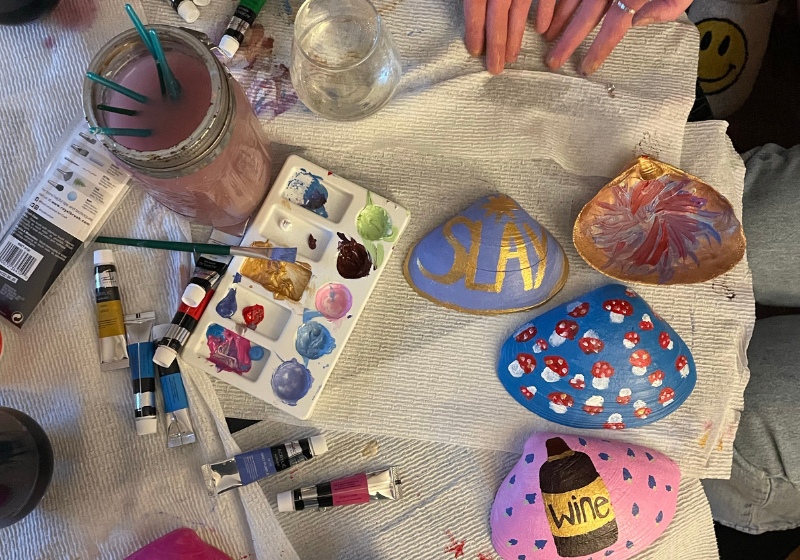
(124, 312, 158, 436)
(201, 435, 328, 495)
(152, 324, 196, 448)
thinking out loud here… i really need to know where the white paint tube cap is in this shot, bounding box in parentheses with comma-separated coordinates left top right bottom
(135, 416, 158, 436)
(153, 345, 178, 368)
(193, 0, 211, 5)
(310, 435, 328, 456)
(176, 0, 200, 23)
(276, 490, 295, 512)
(182, 284, 207, 308)
(93, 249, 115, 266)
(218, 35, 240, 59)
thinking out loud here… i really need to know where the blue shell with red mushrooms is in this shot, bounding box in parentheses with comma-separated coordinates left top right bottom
(497, 284, 696, 429)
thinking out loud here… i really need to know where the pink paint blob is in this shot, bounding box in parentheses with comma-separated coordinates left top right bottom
(315, 283, 353, 320)
(124, 528, 232, 560)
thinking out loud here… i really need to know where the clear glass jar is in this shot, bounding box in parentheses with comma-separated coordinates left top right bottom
(83, 26, 272, 228)
(291, 0, 402, 121)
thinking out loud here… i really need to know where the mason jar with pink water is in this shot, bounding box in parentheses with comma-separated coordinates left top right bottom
(82, 26, 271, 228)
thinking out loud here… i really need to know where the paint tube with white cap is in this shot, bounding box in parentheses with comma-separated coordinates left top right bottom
(152, 323, 196, 448)
(125, 311, 158, 436)
(166, 0, 200, 23)
(276, 467, 401, 512)
(95, 249, 129, 371)
(202, 435, 328, 496)
(182, 227, 244, 308)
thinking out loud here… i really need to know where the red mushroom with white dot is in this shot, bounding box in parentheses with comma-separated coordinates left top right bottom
(520, 386, 536, 400)
(676, 355, 690, 378)
(633, 400, 652, 419)
(514, 325, 538, 343)
(604, 413, 626, 430)
(623, 331, 640, 349)
(578, 330, 604, 354)
(567, 301, 590, 318)
(658, 387, 675, 405)
(541, 356, 569, 382)
(548, 392, 574, 414)
(508, 353, 536, 378)
(616, 388, 632, 404)
(582, 395, 604, 415)
(532, 338, 549, 354)
(630, 349, 652, 376)
(591, 361, 615, 390)
(659, 332, 674, 350)
(648, 369, 665, 387)
(549, 319, 579, 347)
(603, 299, 633, 323)
(639, 314, 654, 330)
(569, 374, 586, 389)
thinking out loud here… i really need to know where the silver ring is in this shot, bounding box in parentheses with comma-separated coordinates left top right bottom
(613, 0, 636, 14)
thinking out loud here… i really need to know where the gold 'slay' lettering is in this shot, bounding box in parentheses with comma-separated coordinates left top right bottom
(541, 477, 617, 538)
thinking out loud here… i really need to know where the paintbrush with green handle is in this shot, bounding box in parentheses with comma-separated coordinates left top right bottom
(94, 236, 298, 262)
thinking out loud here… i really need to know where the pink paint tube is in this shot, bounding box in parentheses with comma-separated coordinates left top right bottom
(276, 467, 400, 512)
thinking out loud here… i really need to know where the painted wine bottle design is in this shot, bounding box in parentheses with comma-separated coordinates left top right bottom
(539, 437, 618, 557)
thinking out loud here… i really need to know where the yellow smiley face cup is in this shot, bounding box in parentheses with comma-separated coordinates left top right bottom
(697, 18, 748, 95)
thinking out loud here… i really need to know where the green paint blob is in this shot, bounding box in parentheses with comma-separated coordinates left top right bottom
(357, 204, 393, 241)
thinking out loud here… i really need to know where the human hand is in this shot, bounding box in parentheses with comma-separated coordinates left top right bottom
(464, 0, 693, 75)
(537, 0, 694, 75)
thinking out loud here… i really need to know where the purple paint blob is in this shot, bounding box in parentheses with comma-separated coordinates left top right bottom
(272, 358, 313, 406)
(314, 283, 353, 320)
(216, 286, 238, 318)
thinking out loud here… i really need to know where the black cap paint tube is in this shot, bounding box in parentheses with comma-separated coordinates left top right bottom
(124, 311, 158, 436)
(276, 467, 401, 512)
(202, 435, 328, 496)
(218, 0, 268, 58)
(94, 250, 129, 371)
(153, 323, 196, 448)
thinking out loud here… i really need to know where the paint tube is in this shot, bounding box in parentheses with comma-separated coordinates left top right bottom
(182, 227, 244, 308)
(276, 467, 401, 512)
(124, 312, 158, 436)
(218, 0, 267, 58)
(202, 435, 328, 496)
(153, 287, 216, 368)
(166, 0, 200, 23)
(95, 250, 129, 371)
(152, 323, 196, 448)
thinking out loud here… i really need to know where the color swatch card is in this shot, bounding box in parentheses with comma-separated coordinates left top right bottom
(183, 156, 410, 419)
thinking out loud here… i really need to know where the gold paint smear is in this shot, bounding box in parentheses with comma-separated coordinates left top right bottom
(239, 241, 312, 301)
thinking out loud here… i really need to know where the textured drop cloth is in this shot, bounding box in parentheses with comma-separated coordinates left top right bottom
(0, 2, 297, 558)
(233, 419, 720, 560)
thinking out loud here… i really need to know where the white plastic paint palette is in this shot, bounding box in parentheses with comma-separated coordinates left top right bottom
(183, 156, 410, 419)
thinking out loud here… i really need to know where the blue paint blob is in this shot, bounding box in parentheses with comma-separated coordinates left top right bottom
(206, 323, 225, 339)
(271, 358, 314, 406)
(505, 507, 513, 516)
(648, 475, 657, 489)
(646, 452, 654, 461)
(627, 448, 635, 458)
(216, 286, 238, 318)
(656, 511, 664, 523)
(622, 467, 632, 482)
(286, 169, 329, 217)
(508, 539, 518, 546)
(249, 346, 265, 361)
(234, 272, 242, 283)
(525, 493, 537, 504)
(605, 550, 614, 556)
(295, 321, 336, 360)
(534, 540, 547, 550)
(579, 437, 587, 446)
(599, 452, 610, 461)
(666, 484, 673, 492)
(518, 556, 526, 560)
(525, 453, 535, 463)
(509, 475, 516, 485)
(632, 503, 639, 517)
(626, 541, 634, 549)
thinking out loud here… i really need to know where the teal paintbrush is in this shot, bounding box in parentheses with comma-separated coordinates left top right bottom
(86, 72, 148, 104)
(95, 236, 298, 262)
